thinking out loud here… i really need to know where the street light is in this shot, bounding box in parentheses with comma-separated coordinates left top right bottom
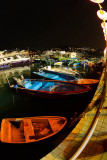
(90, 0, 107, 76)
(90, 0, 104, 3)
(97, 10, 107, 20)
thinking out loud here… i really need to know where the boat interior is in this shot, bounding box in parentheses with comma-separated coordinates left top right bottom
(1, 117, 66, 143)
(17, 80, 87, 92)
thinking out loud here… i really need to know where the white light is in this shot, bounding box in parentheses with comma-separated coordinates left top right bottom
(97, 10, 107, 20)
(101, 22, 107, 40)
(104, 47, 107, 55)
(104, 47, 107, 62)
(101, 21, 107, 29)
(90, 0, 104, 3)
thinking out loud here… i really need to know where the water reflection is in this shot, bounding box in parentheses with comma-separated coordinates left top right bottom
(0, 66, 31, 87)
(0, 64, 38, 118)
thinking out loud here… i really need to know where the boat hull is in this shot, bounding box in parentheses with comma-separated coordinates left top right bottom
(10, 79, 93, 114)
(11, 84, 91, 100)
(77, 79, 99, 91)
(10, 60, 32, 67)
(10, 79, 91, 99)
(0, 64, 10, 69)
(33, 69, 77, 82)
(0, 116, 67, 144)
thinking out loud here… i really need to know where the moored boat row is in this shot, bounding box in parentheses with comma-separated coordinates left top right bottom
(33, 66, 99, 88)
(0, 62, 100, 144)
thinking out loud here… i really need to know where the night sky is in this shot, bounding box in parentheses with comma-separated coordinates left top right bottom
(0, 0, 107, 51)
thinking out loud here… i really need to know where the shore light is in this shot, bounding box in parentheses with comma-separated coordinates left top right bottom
(101, 22, 107, 40)
(104, 47, 107, 55)
(104, 47, 107, 62)
(97, 10, 107, 20)
(90, 0, 104, 3)
(101, 21, 107, 29)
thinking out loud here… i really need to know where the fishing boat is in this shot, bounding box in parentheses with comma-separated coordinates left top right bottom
(0, 116, 67, 143)
(77, 79, 99, 88)
(33, 69, 77, 82)
(10, 78, 91, 100)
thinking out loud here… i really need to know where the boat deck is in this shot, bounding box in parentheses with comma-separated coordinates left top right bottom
(41, 70, 107, 159)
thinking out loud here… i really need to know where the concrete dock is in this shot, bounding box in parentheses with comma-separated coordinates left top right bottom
(41, 69, 107, 160)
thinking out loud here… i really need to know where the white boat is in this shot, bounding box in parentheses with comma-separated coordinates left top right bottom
(0, 54, 31, 69)
(10, 55, 30, 67)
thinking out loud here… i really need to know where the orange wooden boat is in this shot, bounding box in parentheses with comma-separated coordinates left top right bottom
(0, 116, 67, 144)
(77, 79, 99, 87)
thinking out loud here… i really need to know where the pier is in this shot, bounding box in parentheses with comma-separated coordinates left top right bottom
(41, 69, 107, 159)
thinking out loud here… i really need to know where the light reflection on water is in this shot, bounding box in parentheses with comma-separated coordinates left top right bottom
(0, 64, 39, 119)
(0, 66, 31, 87)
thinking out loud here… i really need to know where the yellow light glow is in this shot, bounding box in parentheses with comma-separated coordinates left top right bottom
(99, 10, 105, 14)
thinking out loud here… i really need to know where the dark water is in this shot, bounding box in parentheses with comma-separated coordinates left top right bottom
(0, 63, 102, 159)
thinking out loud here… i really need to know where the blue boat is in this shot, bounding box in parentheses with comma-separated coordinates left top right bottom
(33, 69, 77, 82)
(10, 78, 91, 100)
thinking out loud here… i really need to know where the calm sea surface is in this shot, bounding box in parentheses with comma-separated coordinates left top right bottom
(0, 62, 102, 159)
